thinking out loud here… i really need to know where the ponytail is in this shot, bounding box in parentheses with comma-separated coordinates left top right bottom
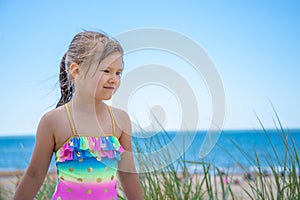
(56, 53, 74, 108)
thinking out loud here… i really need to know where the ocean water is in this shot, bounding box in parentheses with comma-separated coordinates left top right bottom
(0, 129, 299, 174)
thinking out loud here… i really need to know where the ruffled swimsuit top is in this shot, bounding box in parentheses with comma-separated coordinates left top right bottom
(51, 103, 124, 200)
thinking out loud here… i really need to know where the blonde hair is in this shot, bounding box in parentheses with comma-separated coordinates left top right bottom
(56, 31, 123, 107)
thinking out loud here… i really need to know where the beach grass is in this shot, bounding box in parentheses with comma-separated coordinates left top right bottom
(120, 127, 239, 200)
(116, 112, 299, 199)
(34, 173, 56, 200)
(233, 112, 300, 200)
(1, 115, 299, 199)
(0, 186, 6, 200)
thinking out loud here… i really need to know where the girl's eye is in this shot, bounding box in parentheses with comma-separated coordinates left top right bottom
(116, 71, 122, 76)
(100, 69, 122, 76)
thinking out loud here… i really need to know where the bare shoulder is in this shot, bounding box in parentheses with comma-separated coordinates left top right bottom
(39, 105, 72, 151)
(40, 105, 65, 128)
(110, 107, 130, 122)
(110, 106, 131, 136)
(38, 105, 69, 138)
(38, 109, 56, 133)
(34, 107, 61, 148)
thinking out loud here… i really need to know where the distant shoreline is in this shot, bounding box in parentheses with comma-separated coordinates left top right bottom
(0, 128, 299, 137)
(1, 129, 298, 175)
(0, 170, 24, 177)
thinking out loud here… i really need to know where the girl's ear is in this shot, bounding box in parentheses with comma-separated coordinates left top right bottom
(69, 62, 80, 79)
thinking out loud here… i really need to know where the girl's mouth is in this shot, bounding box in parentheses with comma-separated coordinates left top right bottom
(103, 86, 115, 90)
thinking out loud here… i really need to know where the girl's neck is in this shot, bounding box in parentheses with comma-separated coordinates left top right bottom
(70, 94, 107, 114)
(67, 93, 111, 135)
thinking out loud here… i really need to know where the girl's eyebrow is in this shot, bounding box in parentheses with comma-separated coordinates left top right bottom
(106, 66, 123, 71)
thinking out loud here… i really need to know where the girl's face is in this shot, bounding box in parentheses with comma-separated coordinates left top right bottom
(78, 52, 123, 102)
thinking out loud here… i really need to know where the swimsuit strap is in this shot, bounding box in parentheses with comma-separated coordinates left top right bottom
(107, 106, 116, 135)
(65, 103, 115, 136)
(64, 103, 78, 136)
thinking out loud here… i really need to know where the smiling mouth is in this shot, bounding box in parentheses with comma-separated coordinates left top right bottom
(103, 86, 115, 90)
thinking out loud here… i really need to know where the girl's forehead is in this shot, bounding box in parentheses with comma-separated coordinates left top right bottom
(99, 53, 123, 69)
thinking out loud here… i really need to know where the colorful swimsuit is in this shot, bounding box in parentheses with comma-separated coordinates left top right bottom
(51, 104, 124, 200)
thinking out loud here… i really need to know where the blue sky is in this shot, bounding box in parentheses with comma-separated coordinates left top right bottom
(0, 0, 299, 135)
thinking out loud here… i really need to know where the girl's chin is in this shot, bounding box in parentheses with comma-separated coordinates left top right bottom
(96, 95, 113, 101)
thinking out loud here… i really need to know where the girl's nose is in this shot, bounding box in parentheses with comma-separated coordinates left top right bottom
(108, 73, 118, 82)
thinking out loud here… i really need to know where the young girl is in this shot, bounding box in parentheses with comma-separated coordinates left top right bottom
(14, 31, 144, 200)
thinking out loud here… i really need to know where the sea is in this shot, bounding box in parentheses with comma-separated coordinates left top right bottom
(0, 129, 299, 174)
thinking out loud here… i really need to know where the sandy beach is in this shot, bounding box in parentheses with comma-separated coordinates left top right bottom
(0, 171, 21, 199)
(0, 170, 276, 200)
(0, 170, 57, 200)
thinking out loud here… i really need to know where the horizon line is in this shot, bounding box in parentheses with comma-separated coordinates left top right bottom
(1, 127, 299, 137)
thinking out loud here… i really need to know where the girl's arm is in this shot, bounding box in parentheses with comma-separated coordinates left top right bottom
(117, 111, 144, 200)
(14, 113, 55, 200)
